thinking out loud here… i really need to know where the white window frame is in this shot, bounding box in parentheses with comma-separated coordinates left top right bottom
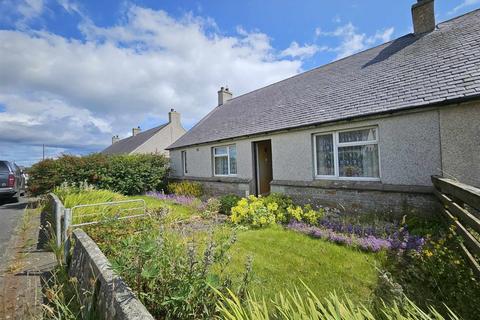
(181, 150, 187, 175)
(313, 126, 380, 181)
(213, 144, 237, 176)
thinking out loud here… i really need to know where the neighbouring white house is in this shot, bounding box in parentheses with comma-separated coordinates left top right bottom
(167, 0, 480, 215)
(102, 109, 186, 157)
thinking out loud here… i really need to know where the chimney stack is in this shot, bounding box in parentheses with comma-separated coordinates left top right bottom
(218, 86, 233, 106)
(168, 108, 181, 124)
(112, 135, 120, 145)
(132, 126, 141, 136)
(412, 0, 435, 35)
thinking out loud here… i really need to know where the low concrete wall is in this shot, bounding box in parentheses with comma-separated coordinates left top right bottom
(170, 176, 252, 197)
(271, 180, 439, 216)
(170, 177, 439, 216)
(69, 229, 154, 320)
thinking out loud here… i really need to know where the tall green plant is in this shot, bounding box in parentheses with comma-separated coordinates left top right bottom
(28, 153, 169, 195)
(215, 283, 460, 320)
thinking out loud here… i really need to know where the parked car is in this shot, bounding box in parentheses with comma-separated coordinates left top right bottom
(0, 160, 25, 201)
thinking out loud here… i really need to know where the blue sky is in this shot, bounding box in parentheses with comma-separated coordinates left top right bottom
(0, 0, 479, 166)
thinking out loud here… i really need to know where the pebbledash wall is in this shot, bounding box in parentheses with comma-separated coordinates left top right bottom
(169, 101, 480, 215)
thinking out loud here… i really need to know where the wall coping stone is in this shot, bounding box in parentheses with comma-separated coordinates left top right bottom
(270, 179, 433, 194)
(170, 175, 251, 184)
(70, 229, 154, 320)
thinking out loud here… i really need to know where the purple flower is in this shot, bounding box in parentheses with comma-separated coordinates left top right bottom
(146, 191, 198, 206)
(286, 220, 422, 253)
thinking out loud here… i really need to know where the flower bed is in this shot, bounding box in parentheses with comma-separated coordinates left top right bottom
(286, 221, 424, 253)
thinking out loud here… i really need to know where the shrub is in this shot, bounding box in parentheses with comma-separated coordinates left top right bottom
(201, 198, 221, 218)
(385, 224, 480, 320)
(106, 228, 251, 319)
(219, 194, 241, 215)
(167, 181, 203, 197)
(231, 195, 280, 227)
(286, 204, 324, 225)
(28, 153, 169, 196)
(264, 193, 293, 218)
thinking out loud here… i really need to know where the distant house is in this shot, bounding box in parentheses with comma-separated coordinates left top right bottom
(167, 1, 480, 215)
(103, 109, 186, 157)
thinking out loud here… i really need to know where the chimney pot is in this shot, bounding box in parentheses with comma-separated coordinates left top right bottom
(218, 86, 233, 106)
(169, 109, 181, 124)
(132, 127, 141, 136)
(412, 0, 435, 35)
(112, 135, 120, 145)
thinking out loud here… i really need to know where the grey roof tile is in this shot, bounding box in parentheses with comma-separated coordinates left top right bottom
(102, 123, 168, 155)
(169, 9, 480, 149)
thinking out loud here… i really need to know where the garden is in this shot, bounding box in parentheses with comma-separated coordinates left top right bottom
(30, 155, 480, 319)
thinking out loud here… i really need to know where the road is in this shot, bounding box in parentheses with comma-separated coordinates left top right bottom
(0, 198, 28, 263)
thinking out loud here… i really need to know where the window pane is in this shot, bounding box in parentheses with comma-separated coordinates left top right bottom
(215, 156, 229, 175)
(182, 151, 187, 174)
(338, 145, 379, 177)
(339, 128, 376, 143)
(229, 146, 237, 174)
(214, 147, 227, 155)
(315, 134, 335, 176)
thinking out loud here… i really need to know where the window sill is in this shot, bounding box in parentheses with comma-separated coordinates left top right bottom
(315, 176, 381, 182)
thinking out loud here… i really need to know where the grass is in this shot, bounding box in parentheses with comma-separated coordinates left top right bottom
(224, 225, 382, 306)
(52, 188, 383, 315)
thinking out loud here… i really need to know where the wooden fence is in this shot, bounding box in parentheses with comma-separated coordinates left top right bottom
(431, 176, 480, 277)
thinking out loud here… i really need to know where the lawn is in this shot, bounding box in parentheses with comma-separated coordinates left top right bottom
(226, 225, 381, 305)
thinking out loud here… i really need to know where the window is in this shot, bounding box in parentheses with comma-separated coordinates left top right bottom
(314, 127, 379, 180)
(181, 151, 187, 174)
(213, 145, 237, 176)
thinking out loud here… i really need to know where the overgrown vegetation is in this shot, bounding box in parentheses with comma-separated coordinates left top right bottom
(43, 185, 480, 320)
(28, 153, 169, 196)
(215, 284, 461, 320)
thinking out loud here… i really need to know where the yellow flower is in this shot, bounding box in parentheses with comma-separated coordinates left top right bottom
(454, 260, 461, 265)
(425, 250, 433, 257)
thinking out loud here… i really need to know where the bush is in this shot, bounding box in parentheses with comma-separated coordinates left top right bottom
(167, 181, 203, 197)
(385, 224, 480, 320)
(28, 153, 169, 196)
(106, 227, 251, 319)
(219, 194, 241, 215)
(202, 198, 221, 218)
(231, 195, 324, 228)
(231, 195, 281, 227)
(264, 193, 293, 217)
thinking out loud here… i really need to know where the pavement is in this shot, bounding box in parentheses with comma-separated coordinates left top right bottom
(0, 197, 56, 319)
(0, 198, 28, 263)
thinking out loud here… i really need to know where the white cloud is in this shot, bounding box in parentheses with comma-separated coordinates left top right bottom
(280, 41, 323, 59)
(449, 0, 480, 14)
(0, 0, 45, 28)
(0, 5, 303, 164)
(318, 23, 394, 60)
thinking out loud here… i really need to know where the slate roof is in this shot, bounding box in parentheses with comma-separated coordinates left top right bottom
(169, 9, 480, 150)
(102, 123, 168, 155)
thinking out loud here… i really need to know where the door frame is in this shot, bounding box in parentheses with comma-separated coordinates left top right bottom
(252, 139, 272, 196)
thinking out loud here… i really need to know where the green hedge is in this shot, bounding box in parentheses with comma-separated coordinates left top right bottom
(28, 153, 169, 196)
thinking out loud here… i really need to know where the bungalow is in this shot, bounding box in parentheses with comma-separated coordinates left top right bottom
(167, 1, 480, 215)
(102, 109, 186, 157)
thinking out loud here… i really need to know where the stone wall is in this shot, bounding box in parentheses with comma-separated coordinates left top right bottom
(170, 176, 252, 197)
(69, 229, 154, 320)
(271, 180, 439, 217)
